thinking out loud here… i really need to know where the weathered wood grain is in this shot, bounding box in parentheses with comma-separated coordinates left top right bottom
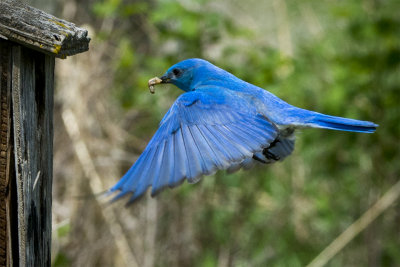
(0, 38, 12, 267)
(0, 2, 89, 265)
(0, 0, 90, 58)
(11, 43, 54, 266)
(0, 39, 55, 266)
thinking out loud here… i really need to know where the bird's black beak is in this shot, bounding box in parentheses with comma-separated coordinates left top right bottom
(148, 74, 171, 94)
(160, 75, 171, 83)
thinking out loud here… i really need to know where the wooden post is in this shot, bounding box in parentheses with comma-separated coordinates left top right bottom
(0, 1, 90, 266)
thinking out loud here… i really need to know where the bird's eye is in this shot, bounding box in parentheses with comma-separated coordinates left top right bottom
(172, 68, 182, 76)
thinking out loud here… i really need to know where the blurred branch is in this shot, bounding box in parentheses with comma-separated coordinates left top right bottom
(61, 107, 139, 267)
(300, 3, 322, 37)
(217, 247, 230, 267)
(306, 179, 400, 267)
(143, 197, 157, 267)
(272, 0, 293, 57)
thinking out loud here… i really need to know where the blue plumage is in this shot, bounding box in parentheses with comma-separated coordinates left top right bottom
(110, 58, 378, 203)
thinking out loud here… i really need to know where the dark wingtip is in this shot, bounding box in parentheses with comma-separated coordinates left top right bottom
(125, 193, 146, 206)
(151, 178, 186, 197)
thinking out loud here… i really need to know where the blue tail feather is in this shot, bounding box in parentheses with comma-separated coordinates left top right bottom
(308, 112, 378, 133)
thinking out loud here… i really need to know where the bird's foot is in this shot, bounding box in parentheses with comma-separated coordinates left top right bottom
(264, 150, 280, 161)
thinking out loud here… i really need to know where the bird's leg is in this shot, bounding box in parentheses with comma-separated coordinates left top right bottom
(263, 149, 280, 161)
(268, 138, 280, 149)
(252, 138, 281, 163)
(262, 138, 281, 161)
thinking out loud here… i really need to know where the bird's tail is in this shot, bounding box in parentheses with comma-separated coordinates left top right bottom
(304, 112, 378, 133)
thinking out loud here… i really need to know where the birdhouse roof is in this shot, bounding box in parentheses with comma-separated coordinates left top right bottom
(0, 0, 90, 58)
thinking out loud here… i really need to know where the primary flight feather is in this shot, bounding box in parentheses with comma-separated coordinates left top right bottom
(110, 58, 377, 204)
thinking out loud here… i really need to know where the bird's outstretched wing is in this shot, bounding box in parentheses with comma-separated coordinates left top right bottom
(110, 87, 278, 203)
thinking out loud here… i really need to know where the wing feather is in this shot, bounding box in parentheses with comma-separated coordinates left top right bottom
(130, 141, 165, 202)
(110, 88, 279, 203)
(151, 139, 172, 196)
(169, 128, 187, 187)
(188, 125, 218, 175)
(206, 125, 246, 160)
(197, 125, 231, 169)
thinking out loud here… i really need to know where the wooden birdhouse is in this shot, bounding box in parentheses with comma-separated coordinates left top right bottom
(0, 1, 90, 265)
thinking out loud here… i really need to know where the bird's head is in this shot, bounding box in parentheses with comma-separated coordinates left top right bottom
(148, 58, 230, 93)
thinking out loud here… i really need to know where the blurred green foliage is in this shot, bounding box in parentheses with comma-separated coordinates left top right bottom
(89, 0, 399, 266)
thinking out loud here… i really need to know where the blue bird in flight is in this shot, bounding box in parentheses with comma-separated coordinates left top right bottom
(110, 58, 377, 203)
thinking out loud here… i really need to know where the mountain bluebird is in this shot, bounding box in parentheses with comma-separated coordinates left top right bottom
(110, 58, 377, 203)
